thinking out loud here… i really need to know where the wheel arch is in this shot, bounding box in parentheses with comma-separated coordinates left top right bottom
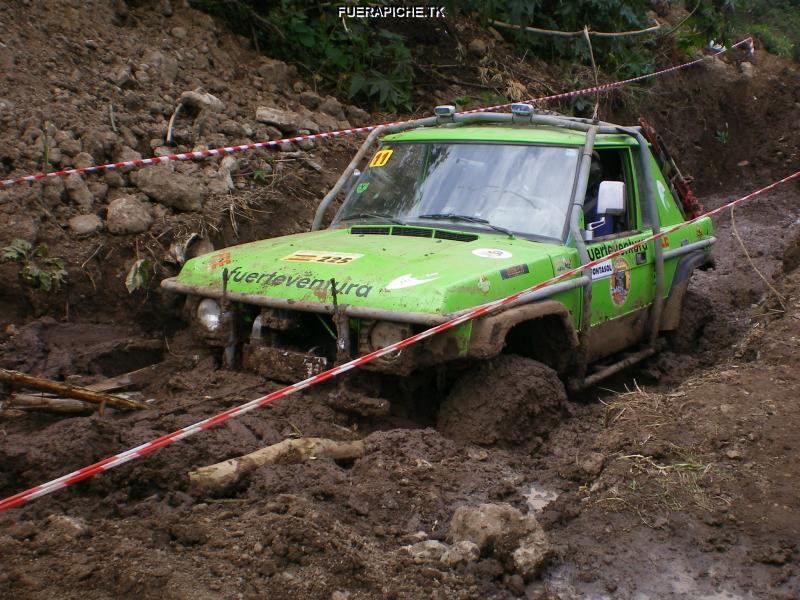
(467, 300, 579, 374)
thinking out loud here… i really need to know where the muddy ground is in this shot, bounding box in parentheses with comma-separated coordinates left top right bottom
(1, 2, 800, 599)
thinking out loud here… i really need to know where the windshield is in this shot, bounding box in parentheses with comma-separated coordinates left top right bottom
(333, 142, 580, 240)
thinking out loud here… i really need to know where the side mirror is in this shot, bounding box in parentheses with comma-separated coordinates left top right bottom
(597, 181, 625, 215)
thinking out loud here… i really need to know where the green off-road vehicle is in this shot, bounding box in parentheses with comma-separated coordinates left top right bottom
(162, 105, 714, 437)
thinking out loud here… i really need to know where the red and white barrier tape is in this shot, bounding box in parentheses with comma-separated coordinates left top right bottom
(0, 38, 752, 190)
(0, 164, 796, 512)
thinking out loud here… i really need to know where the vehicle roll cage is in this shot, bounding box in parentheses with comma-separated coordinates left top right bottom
(311, 107, 673, 388)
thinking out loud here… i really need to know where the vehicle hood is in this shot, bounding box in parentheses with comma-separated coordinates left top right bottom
(170, 226, 574, 316)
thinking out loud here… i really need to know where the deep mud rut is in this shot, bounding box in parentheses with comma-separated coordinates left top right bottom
(1, 2, 800, 598)
(1, 190, 797, 600)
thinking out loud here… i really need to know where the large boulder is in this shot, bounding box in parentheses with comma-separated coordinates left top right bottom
(448, 503, 530, 554)
(448, 502, 551, 578)
(255, 106, 300, 133)
(130, 165, 204, 212)
(106, 195, 153, 234)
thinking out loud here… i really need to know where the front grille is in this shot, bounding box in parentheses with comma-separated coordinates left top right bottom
(351, 226, 390, 235)
(435, 230, 478, 242)
(392, 226, 433, 238)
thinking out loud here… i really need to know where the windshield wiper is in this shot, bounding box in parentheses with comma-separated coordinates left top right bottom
(417, 213, 515, 239)
(342, 212, 405, 225)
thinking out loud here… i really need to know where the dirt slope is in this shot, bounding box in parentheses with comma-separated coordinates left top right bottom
(0, 2, 799, 599)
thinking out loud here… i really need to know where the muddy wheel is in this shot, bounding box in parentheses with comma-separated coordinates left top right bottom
(666, 290, 713, 354)
(437, 354, 567, 446)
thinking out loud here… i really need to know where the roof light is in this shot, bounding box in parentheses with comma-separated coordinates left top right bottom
(511, 103, 533, 117)
(434, 105, 456, 117)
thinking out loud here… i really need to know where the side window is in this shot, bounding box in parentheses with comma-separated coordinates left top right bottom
(584, 148, 639, 240)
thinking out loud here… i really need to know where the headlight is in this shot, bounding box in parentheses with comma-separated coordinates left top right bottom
(197, 298, 222, 332)
(368, 321, 411, 352)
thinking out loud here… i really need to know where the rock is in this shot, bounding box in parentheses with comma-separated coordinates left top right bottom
(160, 0, 173, 17)
(104, 170, 125, 188)
(737, 160, 750, 168)
(319, 96, 345, 119)
(740, 61, 754, 79)
(64, 173, 94, 212)
(131, 165, 205, 211)
(255, 106, 301, 133)
(512, 522, 551, 579)
(580, 452, 605, 476)
(299, 91, 322, 110)
(171, 26, 187, 39)
(88, 181, 109, 202)
(41, 177, 65, 207)
(144, 50, 178, 84)
(180, 90, 224, 113)
(106, 195, 154, 234)
(112, 65, 133, 89)
(59, 136, 82, 157)
(296, 130, 314, 151)
(441, 540, 480, 567)
(257, 59, 290, 85)
(312, 112, 339, 132)
(346, 105, 370, 124)
(68, 214, 103, 235)
(448, 503, 538, 554)
(504, 574, 525, 596)
(46, 515, 88, 540)
(72, 153, 94, 170)
(115, 146, 142, 172)
(81, 130, 117, 162)
(299, 119, 320, 134)
(9, 521, 38, 541)
(468, 38, 489, 56)
(400, 540, 448, 561)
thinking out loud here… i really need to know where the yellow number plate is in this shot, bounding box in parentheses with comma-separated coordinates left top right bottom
(281, 251, 363, 265)
(369, 148, 393, 167)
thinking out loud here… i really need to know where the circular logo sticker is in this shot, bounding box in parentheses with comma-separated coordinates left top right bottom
(610, 256, 631, 306)
(472, 248, 512, 259)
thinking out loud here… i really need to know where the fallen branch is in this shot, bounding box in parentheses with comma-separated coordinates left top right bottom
(9, 394, 94, 415)
(189, 437, 365, 494)
(0, 369, 147, 411)
(84, 363, 164, 393)
(489, 18, 661, 38)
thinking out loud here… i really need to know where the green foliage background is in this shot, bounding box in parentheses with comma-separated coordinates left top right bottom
(193, 1, 796, 112)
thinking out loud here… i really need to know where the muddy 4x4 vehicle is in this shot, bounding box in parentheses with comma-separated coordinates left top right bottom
(162, 105, 714, 436)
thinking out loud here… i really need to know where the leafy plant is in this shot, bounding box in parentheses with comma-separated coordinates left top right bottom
(714, 129, 729, 144)
(195, 0, 415, 111)
(2, 239, 67, 292)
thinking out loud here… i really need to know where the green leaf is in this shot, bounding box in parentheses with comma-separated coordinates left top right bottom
(125, 259, 153, 294)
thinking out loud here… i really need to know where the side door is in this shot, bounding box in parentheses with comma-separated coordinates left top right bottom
(584, 147, 655, 327)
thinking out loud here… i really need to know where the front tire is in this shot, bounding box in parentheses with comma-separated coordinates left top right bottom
(437, 355, 567, 446)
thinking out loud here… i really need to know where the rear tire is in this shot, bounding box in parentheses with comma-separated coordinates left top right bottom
(437, 355, 567, 446)
(666, 290, 712, 354)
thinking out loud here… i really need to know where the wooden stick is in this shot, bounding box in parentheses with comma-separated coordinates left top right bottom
(9, 394, 94, 415)
(0, 369, 147, 411)
(84, 363, 163, 393)
(189, 438, 365, 494)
